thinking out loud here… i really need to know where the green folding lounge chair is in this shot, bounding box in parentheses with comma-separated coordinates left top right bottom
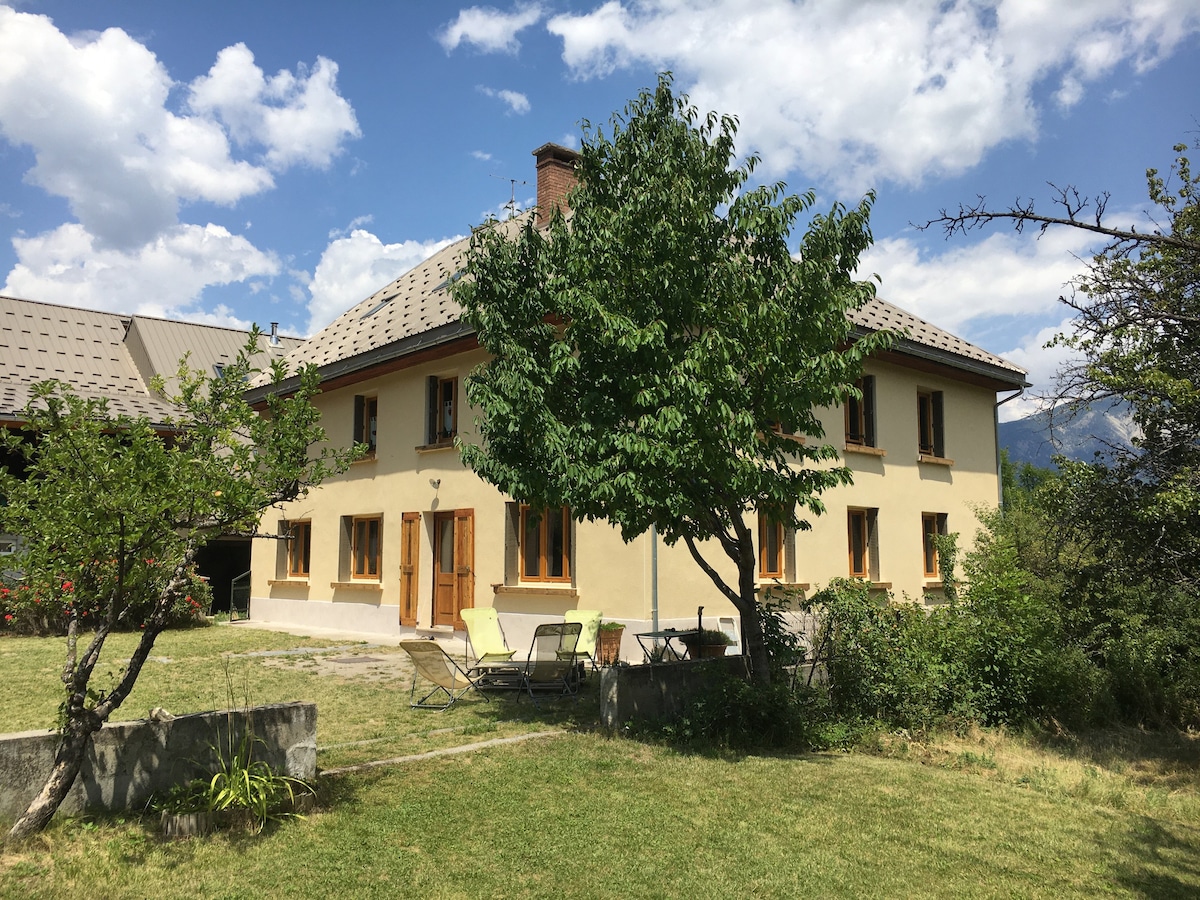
(400, 640, 490, 711)
(460, 607, 516, 667)
(564, 609, 602, 673)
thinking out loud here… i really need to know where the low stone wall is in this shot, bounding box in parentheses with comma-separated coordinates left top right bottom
(0, 702, 316, 823)
(599, 656, 751, 730)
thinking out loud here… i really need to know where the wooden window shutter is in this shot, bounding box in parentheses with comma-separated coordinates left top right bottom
(353, 395, 364, 445)
(453, 509, 474, 625)
(932, 391, 945, 458)
(863, 376, 876, 446)
(399, 512, 420, 626)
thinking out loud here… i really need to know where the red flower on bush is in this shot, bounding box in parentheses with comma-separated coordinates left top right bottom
(4, 614, 12, 622)
(61, 581, 73, 592)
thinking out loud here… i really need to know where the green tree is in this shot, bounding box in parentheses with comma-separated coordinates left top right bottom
(929, 142, 1200, 587)
(454, 76, 890, 685)
(928, 147, 1200, 725)
(0, 337, 355, 842)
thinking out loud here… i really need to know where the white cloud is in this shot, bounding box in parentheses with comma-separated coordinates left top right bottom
(187, 43, 361, 170)
(860, 227, 1094, 335)
(328, 215, 375, 240)
(305, 229, 462, 335)
(438, 3, 544, 53)
(0, 7, 360, 319)
(858, 226, 1108, 420)
(3, 222, 279, 315)
(546, 0, 1200, 190)
(478, 86, 531, 114)
(996, 317, 1081, 421)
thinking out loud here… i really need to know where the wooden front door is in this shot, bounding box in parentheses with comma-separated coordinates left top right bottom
(432, 509, 473, 627)
(399, 512, 419, 626)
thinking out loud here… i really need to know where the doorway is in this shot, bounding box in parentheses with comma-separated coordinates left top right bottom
(432, 509, 473, 627)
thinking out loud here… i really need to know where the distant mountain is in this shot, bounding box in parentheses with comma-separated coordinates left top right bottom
(999, 402, 1139, 469)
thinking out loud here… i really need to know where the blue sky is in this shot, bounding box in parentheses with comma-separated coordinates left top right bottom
(1, 1, 1198, 420)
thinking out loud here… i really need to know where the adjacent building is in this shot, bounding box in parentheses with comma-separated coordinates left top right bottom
(0, 294, 301, 610)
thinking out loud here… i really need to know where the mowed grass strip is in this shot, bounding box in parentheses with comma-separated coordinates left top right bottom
(3, 733, 1199, 899)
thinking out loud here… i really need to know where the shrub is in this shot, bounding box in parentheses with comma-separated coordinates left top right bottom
(660, 672, 809, 750)
(1, 566, 211, 636)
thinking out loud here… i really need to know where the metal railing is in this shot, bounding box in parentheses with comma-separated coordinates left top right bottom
(229, 570, 251, 620)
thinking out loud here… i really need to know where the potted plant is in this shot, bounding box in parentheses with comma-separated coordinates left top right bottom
(597, 621, 625, 666)
(681, 628, 734, 659)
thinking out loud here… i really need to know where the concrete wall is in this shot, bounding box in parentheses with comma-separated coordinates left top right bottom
(600, 657, 752, 730)
(0, 702, 316, 823)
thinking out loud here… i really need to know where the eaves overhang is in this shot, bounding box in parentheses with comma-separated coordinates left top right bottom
(853, 325, 1031, 391)
(243, 319, 477, 406)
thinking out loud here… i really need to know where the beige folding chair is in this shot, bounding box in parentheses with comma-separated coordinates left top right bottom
(400, 640, 490, 710)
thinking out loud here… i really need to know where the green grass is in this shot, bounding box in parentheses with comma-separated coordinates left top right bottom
(2, 626, 1200, 898)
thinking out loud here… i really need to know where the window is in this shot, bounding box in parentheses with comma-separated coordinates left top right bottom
(351, 516, 382, 579)
(847, 508, 878, 579)
(845, 375, 876, 447)
(427, 376, 457, 445)
(354, 395, 378, 453)
(922, 513, 948, 579)
(286, 520, 311, 578)
(519, 505, 571, 582)
(917, 390, 945, 458)
(759, 514, 785, 579)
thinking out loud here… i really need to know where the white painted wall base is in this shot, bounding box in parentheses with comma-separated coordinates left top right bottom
(249, 595, 403, 637)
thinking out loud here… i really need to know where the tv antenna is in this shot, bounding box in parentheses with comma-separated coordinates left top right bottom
(491, 174, 526, 218)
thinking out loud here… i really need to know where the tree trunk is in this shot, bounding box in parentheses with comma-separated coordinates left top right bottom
(6, 714, 100, 843)
(5, 568, 182, 843)
(736, 563, 772, 688)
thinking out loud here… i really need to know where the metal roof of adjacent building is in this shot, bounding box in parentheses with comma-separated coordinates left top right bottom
(251, 213, 1027, 397)
(0, 295, 302, 427)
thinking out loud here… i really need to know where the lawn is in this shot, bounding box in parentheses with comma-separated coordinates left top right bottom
(2, 624, 1199, 898)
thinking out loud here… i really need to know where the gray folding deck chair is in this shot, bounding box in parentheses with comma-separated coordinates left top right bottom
(519, 621, 583, 704)
(400, 640, 490, 711)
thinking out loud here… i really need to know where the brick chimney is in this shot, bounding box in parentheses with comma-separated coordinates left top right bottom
(532, 143, 580, 228)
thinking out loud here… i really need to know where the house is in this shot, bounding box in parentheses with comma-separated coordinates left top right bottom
(0, 294, 302, 610)
(243, 144, 1028, 655)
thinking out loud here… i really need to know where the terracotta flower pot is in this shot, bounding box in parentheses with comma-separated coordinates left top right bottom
(597, 626, 625, 665)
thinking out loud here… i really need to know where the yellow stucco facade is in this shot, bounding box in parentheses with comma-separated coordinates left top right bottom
(249, 342, 1010, 657)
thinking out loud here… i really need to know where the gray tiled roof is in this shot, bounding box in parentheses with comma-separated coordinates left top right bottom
(0, 295, 303, 426)
(848, 296, 1026, 379)
(261, 213, 1026, 392)
(278, 232, 473, 373)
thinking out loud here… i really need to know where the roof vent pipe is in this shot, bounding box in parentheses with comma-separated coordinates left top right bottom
(269, 322, 280, 347)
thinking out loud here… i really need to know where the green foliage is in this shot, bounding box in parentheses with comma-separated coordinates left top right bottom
(807, 579, 965, 731)
(653, 673, 810, 750)
(454, 74, 891, 683)
(756, 593, 806, 681)
(0, 332, 356, 840)
(686, 628, 734, 646)
(2, 566, 213, 635)
(153, 730, 313, 834)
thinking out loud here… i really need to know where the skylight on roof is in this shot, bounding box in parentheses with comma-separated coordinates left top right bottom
(431, 269, 465, 293)
(360, 298, 392, 320)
